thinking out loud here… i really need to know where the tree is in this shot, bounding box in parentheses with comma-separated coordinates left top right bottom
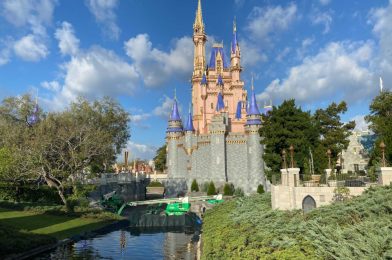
(313, 101, 355, 169)
(191, 179, 199, 192)
(0, 95, 130, 205)
(257, 184, 264, 194)
(260, 100, 319, 180)
(223, 183, 234, 196)
(154, 144, 167, 172)
(365, 90, 392, 166)
(207, 181, 216, 195)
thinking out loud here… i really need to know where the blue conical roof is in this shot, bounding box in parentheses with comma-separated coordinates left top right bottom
(201, 74, 207, 85)
(169, 99, 181, 121)
(217, 74, 224, 86)
(216, 92, 225, 111)
(235, 101, 242, 119)
(247, 89, 260, 116)
(184, 111, 194, 132)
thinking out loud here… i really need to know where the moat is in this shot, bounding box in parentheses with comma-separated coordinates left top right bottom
(35, 227, 198, 260)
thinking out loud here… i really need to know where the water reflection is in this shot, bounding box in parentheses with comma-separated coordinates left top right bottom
(35, 228, 197, 260)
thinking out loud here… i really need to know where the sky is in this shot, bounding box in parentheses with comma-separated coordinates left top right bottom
(0, 0, 391, 160)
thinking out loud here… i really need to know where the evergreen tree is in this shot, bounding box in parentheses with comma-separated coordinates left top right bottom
(207, 181, 216, 195)
(153, 145, 167, 172)
(313, 101, 355, 168)
(191, 179, 199, 192)
(223, 183, 234, 196)
(366, 90, 392, 166)
(257, 184, 264, 194)
(260, 100, 319, 180)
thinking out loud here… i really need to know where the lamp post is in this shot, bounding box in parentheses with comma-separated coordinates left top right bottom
(289, 145, 295, 168)
(380, 141, 386, 167)
(327, 149, 332, 169)
(282, 149, 287, 169)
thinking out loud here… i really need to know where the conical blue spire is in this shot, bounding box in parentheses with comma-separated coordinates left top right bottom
(184, 104, 194, 132)
(169, 91, 181, 121)
(246, 77, 262, 125)
(231, 18, 237, 54)
(216, 92, 225, 111)
(235, 101, 242, 119)
(217, 74, 224, 86)
(167, 91, 183, 133)
(201, 73, 207, 85)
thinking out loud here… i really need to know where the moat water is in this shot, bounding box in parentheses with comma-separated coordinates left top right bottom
(35, 228, 198, 260)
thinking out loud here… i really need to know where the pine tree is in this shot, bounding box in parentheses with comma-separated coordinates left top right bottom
(191, 179, 199, 192)
(257, 184, 264, 194)
(207, 181, 216, 195)
(223, 183, 234, 195)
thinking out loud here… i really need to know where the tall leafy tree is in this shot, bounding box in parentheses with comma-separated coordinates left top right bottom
(0, 95, 130, 204)
(313, 101, 355, 168)
(260, 100, 319, 180)
(365, 90, 392, 166)
(154, 144, 167, 172)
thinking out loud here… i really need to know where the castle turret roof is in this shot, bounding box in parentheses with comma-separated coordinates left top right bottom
(169, 98, 181, 121)
(209, 46, 229, 69)
(201, 73, 207, 85)
(184, 108, 194, 132)
(246, 78, 262, 125)
(217, 74, 224, 86)
(216, 92, 225, 112)
(235, 101, 242, 119)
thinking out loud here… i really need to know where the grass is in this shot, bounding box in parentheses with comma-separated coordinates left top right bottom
(0, 207, 119, 256)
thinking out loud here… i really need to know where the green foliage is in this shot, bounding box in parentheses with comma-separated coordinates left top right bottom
(233, 187, 244, 197)
(223, 183, 234, 196)
(202, 186, 392, 259)
(366, 90, 392, 166)
(333, 187, 351, 202)
(207, 181, 216, 195)
(0, 183, 62, 204)
(154, 145, 167, 172)
(148, 181, 163, 187)
(260, 100, 319, 180)
(191, 179, 199, 192)
(314, 101, 355, 166)
(257, 184, 265, 194)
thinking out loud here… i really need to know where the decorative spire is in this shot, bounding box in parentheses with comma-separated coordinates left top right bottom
(217, 74, 224, 86)
(193, 0, 204, 33)
(235, 101, 242, 119)
(170, 97, 181, 121)
(231, 17, 238, 54)
(246, 78, 262, 126)
(167, 93, 183, 133)
(184, 103, 195, 132)
(216, 92, 225, 112)
(201, 73, 207, 86)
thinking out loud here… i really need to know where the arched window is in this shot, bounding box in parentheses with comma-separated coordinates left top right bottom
(302, 195, 316, 213)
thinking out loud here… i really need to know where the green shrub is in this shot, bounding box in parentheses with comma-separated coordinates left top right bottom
(233, 187, 244, 197)
(257, 184, 264, 194)
(191, 179, 199, 192)
(223, 183, 234, 196)
(148, 181, 163, 187)
(207, 181, 216, 195)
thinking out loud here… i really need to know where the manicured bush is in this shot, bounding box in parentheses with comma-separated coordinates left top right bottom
(191, 179, 199, 192)
(233, 187, 244, 197)
(207, 181, 216, 195)
(257, 184, 265, 194)
(223, 183, 234, 196)
(202, 186, 392, 259)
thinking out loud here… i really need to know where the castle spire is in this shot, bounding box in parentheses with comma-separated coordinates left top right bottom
(216, 92, 225, 112)
(231, 17, 238, 54)
(184, 103, 195, 132)
(246, 78, 261, 125)
(193, 0, 204, 33)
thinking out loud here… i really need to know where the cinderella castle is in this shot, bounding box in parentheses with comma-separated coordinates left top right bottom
(165, 0, 266, 194)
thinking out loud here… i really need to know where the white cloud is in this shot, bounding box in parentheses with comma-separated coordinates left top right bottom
(296, 37, 315, 59)
(258, 41, 375, 104)
(125, 141, 157, 160)
(124, 34, 193, 87)
(369, 0, 392, 90)
(240, 39, 268, 67)
(153, 95, 177, 119)
(319, 0, 331, 6)
(311, 10, 333, 34)
(0, 37, 13, 66)
(55, 22, 80, 56)
(351, 115, 369, 131)
(85, 0, 120, 40)
(276, 47, 291, 62)
(41, 81, 61, 91)
(246, 3, 297, 43)
(13, 34, 49, 61)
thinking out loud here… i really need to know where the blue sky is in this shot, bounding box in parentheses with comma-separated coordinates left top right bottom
(0, 0, 391, 160)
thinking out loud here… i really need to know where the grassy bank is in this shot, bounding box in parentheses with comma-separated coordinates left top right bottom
(0, 206, 122, 256)
(202, 186, 392, 259)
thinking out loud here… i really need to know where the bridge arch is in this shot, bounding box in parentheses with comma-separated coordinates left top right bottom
(302, 195, 316, 213)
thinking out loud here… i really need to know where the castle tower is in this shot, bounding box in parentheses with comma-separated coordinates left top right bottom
(245, 79, 265, 192)
(193, 0, 206, 77)
(166, 96, 183, 179)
